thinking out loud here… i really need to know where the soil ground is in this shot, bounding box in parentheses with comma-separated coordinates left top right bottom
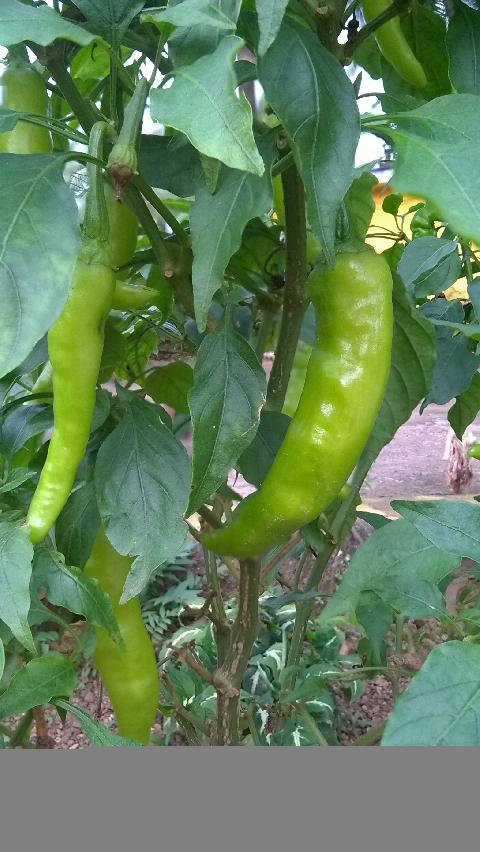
(19, 402, 480, 747)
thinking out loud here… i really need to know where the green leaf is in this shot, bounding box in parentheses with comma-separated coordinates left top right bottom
(55, 699, 142, 747)
(320, 520, 458, 622)
(55, 480, 101, 569)
(0, 468, 35, 494)
(150, 36, 264, 176)
(397, 237, 461, 299)
(376, 576, 446, 619)
(382, 641, 480, 745)
(0, 655, 76, 719)
(169, 0, 241, 66)
(139, 134, 201, 197)
(0, 155, 80, 379)
(344, 171, 377, 242)
(448, 372, 480, 438)
(392, 499, 480, 563)
(95, 393, 191, 600)
(72, 0, 144, 42)
(359, 271, 436, 470)
(447, 1, 480, 95)
(256, 0, 289, 56)
(258, 18, 359, 264)
(0, 639, 4, 681)
(378, 95, 480, 246)
(188, 313, 266, 512)
(238, 410, 290, 488)
(144, 362, 194, 414)
(0, 0, 93, 47)
(33, 548, 120, 643)
(142, 0, 235, 30)
(422, 300, 480, 408)
(356, 511, 391, 530)
(356, 592, 392, 667)
(0, 520, 34, 653)
(190, 135, 274, 328)
(0, 404, 52, 457)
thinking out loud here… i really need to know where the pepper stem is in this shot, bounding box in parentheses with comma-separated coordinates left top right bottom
(83, 120, 116, 246)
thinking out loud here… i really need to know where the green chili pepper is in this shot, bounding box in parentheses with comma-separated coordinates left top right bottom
(104, 182, 138, 269)
(202, 245, 393, 558)
(0, 49, 52, 153)
(362, 0, 427, 89)
(27, 122, 116, 544)
(85, 527, 159, 743)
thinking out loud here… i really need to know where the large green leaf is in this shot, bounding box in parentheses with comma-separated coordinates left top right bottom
(0, 0, 93, 47)
(448, 372, 480, 438)
(447, 1, 480, 95)
(238, 410, 290, 488)
(393, 499, 480, 563)
(397, 237, 461, 299)
(169, 0, 241, 66)
(320, 520, 457, 622)
(0, 155, 80, 379)
(190, 135, 274, 329)
(95, 392, 191, 601)
(382, 642, 480, 745)
(373, 95, 480, 245)
(187, 313, 266, 513)
(150, 36, 264, 176)
(359, 270, 436, 471)
(33, 547, 120, 644)
(421, 300, 480, 408)
(55, 480, 101, 570)
(0, 520, 34, 653)
(0, 655, 76, 719)
(56, 700, 142, 747)
(139, 134, 201, 197)
(256, 0, 289, 56)
(72, 0, 144, 41)
(258, 18, 359, 264)
(0, 404, 52, 457)
(142, 0, 235, 30)
(144, 362, 194, 415)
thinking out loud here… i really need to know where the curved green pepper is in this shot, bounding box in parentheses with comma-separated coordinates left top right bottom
(362, 0, 427, 89)
(85, 527, 159, 743)
(203, 245, 393, 558)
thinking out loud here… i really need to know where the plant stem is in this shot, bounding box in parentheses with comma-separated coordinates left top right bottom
(215, 558, 261, 745)
(203, 547, 231, 666)
(395, 613, 405, 654)
(134, 174, 191, 250)
(254, 304, 276, 360)
(266, 164, 308, 411)
(47, 58, 98, 133)
(123, 182, 168, 266)
(270, 150, 295, 177)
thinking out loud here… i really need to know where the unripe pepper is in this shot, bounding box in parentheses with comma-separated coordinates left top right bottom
(362, 0, 427, 89)
(85, 527, 159, 743)
(104, 182, 138, 269)
(203, 245, 393, 558)
(0, 49, 51, 153)
(27, 122, 116, 543)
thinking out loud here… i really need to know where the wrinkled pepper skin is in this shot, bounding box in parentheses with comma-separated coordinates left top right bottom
(0, 58, 52, 153)
(85, 528, 159, 743)
(27, 257, 116, 543)
(362, 0, 427, 89)
(203, 247, 393, 558)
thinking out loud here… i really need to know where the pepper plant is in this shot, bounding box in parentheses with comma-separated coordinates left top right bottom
(1, 0, 480, 747)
